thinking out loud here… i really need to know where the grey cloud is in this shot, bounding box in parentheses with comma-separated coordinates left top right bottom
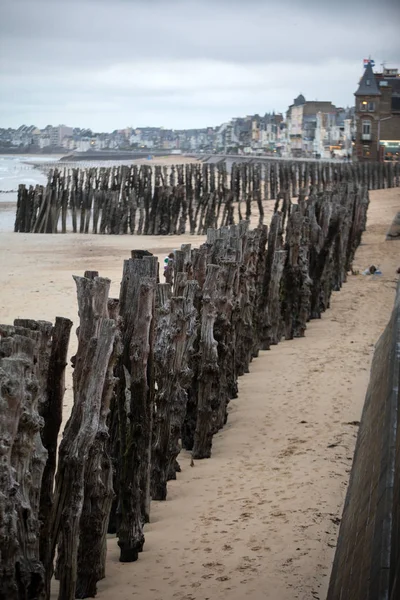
(0, 0, 399, 129)
(1, 0, 399, 65)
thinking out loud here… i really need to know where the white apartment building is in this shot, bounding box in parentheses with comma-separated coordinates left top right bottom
(287, 104, 304, 153)
(76, 139, 91, 152)
(313, 111, 355, 158)
(38, 135, 51, 149)
(50, 125, 73, 146)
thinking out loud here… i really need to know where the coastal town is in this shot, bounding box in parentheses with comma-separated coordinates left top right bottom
(1, 62, 399, 162)
(0, 104, 359, 159)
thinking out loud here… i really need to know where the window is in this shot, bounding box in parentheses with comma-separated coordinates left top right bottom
(366, 79, 370, 86)
(368, 101, 375, 111)
(363, 145, 371, 157)
(362, 120, 371, 135)
(360, 101, 367, 111)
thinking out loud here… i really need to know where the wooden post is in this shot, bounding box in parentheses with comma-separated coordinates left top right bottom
(0, 323, 49, 600)
(259, 212, 283, 349)
(152, 280, 198, 498)
(181, 244, 209, 451)
(39, 317, 72, 598)
(252, 224, 269, 356)
(116, 254, 157, 561)
(213, 259, 238, 430)
(281, 206, 308, 339)
(76, 297, 122, 599)
(345, 185, 370, 272)
(51, 274, 116, 600)
(192, 264, 220, 459)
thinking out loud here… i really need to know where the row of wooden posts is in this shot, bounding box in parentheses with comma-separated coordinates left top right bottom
(13, 159, 397, 235)
(1, 181, 369, 599)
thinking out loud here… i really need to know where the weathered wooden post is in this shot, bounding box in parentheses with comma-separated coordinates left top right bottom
(181, 243, 209, 451)
(259, 212, 283, 349)
(251, 224, 269, 356)
(308, 192, 341, 318)
(51, 274, 116, 600)
(0, 323, 49, 600)
(39, 317, 72, 598)
(235, 227, 265, 375)
(76, 294, 122, 599)
(192, 264, 220, 459)
(213, 259, 239, 431)
(280, 205, 310, 339)
(116, 252, 157, 561)
(151, 279, 198, 498)
(345, 185, 370, 272)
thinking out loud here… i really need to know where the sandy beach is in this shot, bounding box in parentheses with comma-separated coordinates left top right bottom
(0, 187, 398, 600)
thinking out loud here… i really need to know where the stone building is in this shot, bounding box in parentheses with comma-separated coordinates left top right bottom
(286, 95, 337, 157)
(354, 62, 400, 161)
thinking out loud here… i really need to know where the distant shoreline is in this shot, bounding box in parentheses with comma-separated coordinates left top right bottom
(0, 148, 177, 161)
(0, 148, 65, 156)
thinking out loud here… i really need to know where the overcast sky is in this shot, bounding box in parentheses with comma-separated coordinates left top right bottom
(0, 0, 399, 131)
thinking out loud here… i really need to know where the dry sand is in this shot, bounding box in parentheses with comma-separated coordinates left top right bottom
(0, 188, 399, 600)
(53, 154, 201, 170)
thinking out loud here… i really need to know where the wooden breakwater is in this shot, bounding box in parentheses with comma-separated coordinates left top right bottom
(1, 182, 369, 600)
(327, 280, 400, 600)
(13, 159, 398, 235)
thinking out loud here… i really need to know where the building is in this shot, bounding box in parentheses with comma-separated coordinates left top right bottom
(354, 62, 400, 161)
(313, 107, 355, 159)
(38, 135, 51, 149)
(286, 95, 337, 157)
(50, 125, 73, 147)
(251, 116, 261, 144)
(10, 125, 40, 147)
(259, 113, 284, 152)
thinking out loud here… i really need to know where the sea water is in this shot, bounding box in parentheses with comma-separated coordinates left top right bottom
(0, 155, 57, 232)
(0, 155, 141, 232)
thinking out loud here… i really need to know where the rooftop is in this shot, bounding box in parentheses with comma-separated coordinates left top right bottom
(355, 62, 381, 97)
